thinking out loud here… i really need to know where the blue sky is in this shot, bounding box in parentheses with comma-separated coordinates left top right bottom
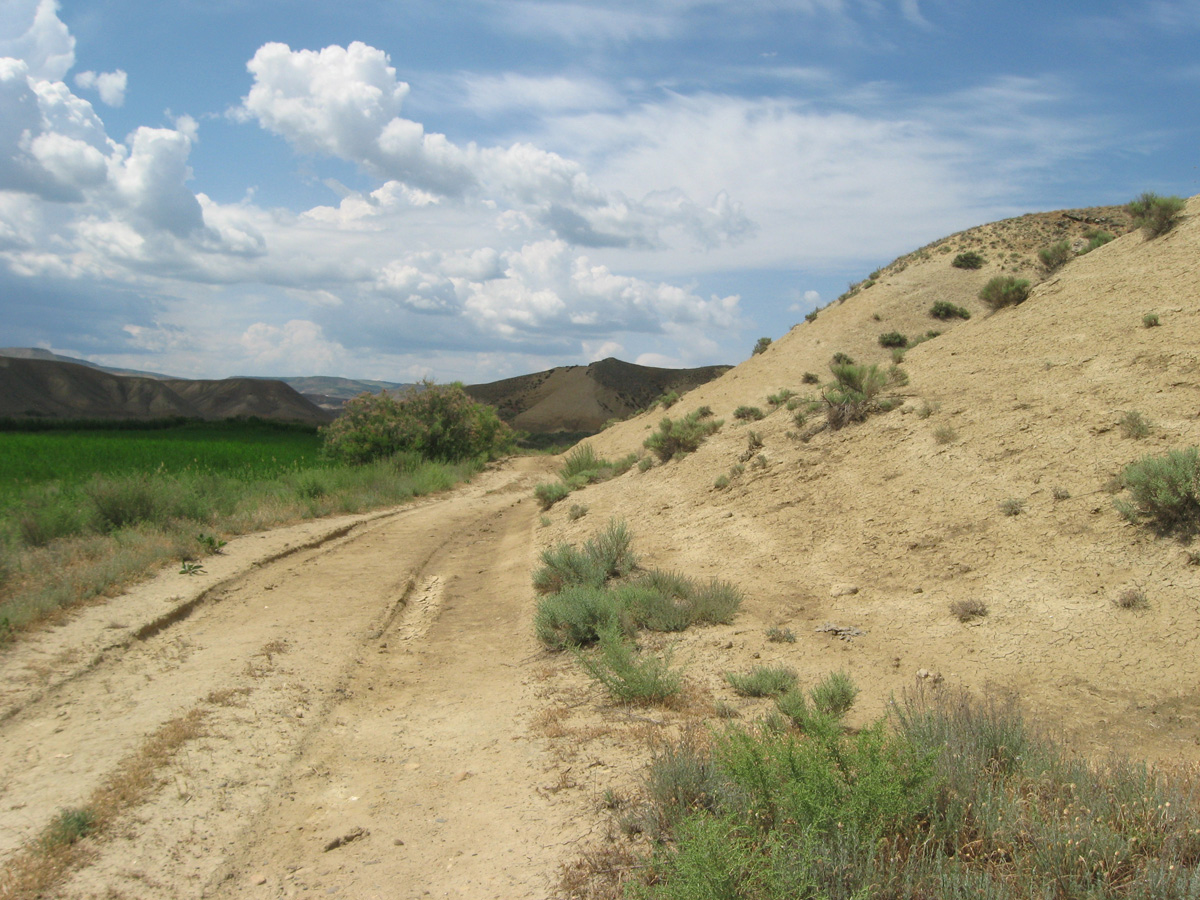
(1, 0, 1196, 382)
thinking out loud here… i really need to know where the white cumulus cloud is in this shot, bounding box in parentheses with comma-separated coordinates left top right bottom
(74, 69, 127, 107)
(0, 0, 75, 81)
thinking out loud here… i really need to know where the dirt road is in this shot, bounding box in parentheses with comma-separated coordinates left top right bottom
(0, 456, 592, 899)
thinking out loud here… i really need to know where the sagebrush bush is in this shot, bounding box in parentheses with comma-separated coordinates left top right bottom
(877, 331, 908, 348)
(733, 406, 764, 421)
(802, 372, 819, 384)
(725, 666, 798, 698)
(321, 381, 513, 464)
(1119, 410, 1152, 440)
(951, 250, 984, 269)
(1037, 240, 1072, 272)
(752, 337, 772, 356)
(950, 598, 989, 622)
(534, 480, 571, 510)
(1118, 447, 1200, 535)
(573, 625, 682, 704)
(930, 300, 971, 320)
(534, 586, 631, 649)
(979, 275, 1031, 309)
(1143, 312, 1161, 328)
(644, 411, 723, 462)
(1083, 228, 1115, 252)
(823, 362, 887, 429)
(1127, 192, 1186, 237)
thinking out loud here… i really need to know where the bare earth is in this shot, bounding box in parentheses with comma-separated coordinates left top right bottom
(0, 456, 603, 899)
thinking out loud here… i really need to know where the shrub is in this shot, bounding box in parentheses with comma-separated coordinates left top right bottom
(713, 474, 729, 490)
(644, 411, 723, 462)
(567, 502, 587, 521)
(1083, 228, 1115, 252)
(951, 250, 985, 269)
(559, 444, 602, 480)
(1127, 192, 1186, 237)
(1000, 497, 1026, 516)
(1119, 410, 1152, 440)
(1143, 312, 1161, 328)
(534, 585, 630, 648)
(831, 352, 855, 366)
(42, 807, 95, 849)
(802, 372, 819, 385)
(1118, 447, 1200, 535)
(733, 406, 764, 421)
(809, 671, 859, 717)
(656, 390, 681, 409)
(979, 275, 1031, 309)
(933, 425, 957, 444)
(725, 666, 798, 697)
(930, 300, 970, 320)
(534, 480, 571, 510)
(877, 331, 908, 348)
(637, 457, 653, 472)
(1037, 240, 1073, 272)
(765, 626, 795, 643)
(1114, 588, 1148, 610)
(573, 625, 682, 704)
(766, 389, 794, 407)
(949, 598, 988, 622)
(584, 518, 638, 580)
(752, 337, 772, 356)
(823, 363, 887, 429)
(532, 543, 605, 595)
(321, 381, 513, 464)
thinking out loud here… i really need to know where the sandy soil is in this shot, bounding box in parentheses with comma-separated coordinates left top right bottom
(0, 456, 604, 899)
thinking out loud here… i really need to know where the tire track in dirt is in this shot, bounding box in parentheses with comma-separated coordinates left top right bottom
(1, 458, 582, 899)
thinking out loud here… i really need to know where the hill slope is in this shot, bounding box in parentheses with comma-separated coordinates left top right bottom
(0, 358, 332, 425)
(551, 200, 1198, 761)
(465, 357, 731, 433)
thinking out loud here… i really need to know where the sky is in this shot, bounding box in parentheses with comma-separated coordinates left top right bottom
(0, 0, 1196, 383)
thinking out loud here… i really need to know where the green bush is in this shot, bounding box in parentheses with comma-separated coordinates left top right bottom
(656, 390, 681, 409)
(765, 389, 794, 408)
(1037, 240, 1072, 272)
(532, 543, 605, 595)
(644, 411, 723, 462)
(321, 381, 513, 464)
(802, 372, 819, 385)
(1118, 447, 1200, 535)
(951, 250, 985, 269)
(831, 352, 855, 366)
(823, 362, 887, 429)
(1127, 192, 1186, 237)
(1143, 312, 1161, 328)
(534, 480, 571, 510)
(584, 518, 638, 581)
(1119, 410, 1152, 440)
(732, 405, 764, 421)
(573, 625, 682, 704)
(930, 300, 970, 320)
(725, 666, 798, 697)
(1083, 228, 1114, 252)
(752, 337, 772, 356)
(979, 275, 1031, 309)
(534, 585, 631, 649)
(877, 331, 908, 348)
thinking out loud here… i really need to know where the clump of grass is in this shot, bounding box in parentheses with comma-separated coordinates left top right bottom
(1114, 588, 1149, 610)
(802, 372, 819, 385)
(573, 625, 682, 705)
(933, 425, 957, 444)
(823, 362, 888, 430)
(888, 364, 909, 387)
(713, 474, 729, 490)
(644, 410, 724, 462)
(1116, 447, 1200, 535)
(766, 389, 794, 407)
(1083, 228, 1114, 251)
(733, 406, 765, 421)
(765, 626, 796, 643)
(1143, 312, 1161, 328)
(878, 331, 908, 348)
(725, 666, 798, 698)
(1000, 497, 1026, 516)
(979, 275, 1031, 309)
(949, 598, 989, 622)
(1119, 410, 1152, 440)
(831, 351, 855, 366)
(535, 480, 571, 510)
(638, 457, 653, 472)
(41, 807, 95, 849)
(1052, 486, 1071, 501)
(1037, 239, 1072, 273)
(951, 250, 984, 269)
(656, 390, 681, 409)
(1127, 192, 1186, 236)
(930, 300, 971, 320)
(567, 503, 588, 521)
(535, 585, 631, 649)
(916, 400, 940, 419)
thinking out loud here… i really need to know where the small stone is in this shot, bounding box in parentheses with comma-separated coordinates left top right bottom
(917, 668, 931, 680)
(393, 838, 405, 846)
(830, 584, 859, 598)
(252, 874, 268, 886)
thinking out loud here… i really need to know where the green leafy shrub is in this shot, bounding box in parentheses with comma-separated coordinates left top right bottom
(951, 250, 985, 269)
(823, 362, 887, 429)
(713, 474, 729, 490)
(1143, 312, 1161, 328)
(534, 585, 631, 649)
(725, 666, 798, 697)
(573, 625, 682, 704)
(732, 406, 764, 421)
(831, 352, 855, 366)
(877, 331, 908, 348)
(1127, 192, 1186, 237)
(1037, 240, 1073, 272)
(765, 389, 794, 407)
(1083, 228, 1115, 252)
(656, 390, 681, 409)
(979, 275, 1031, 309)
(321, 381, 513, 464)
(532, 543, 606, 595)
(644, 411, 723, 462)
(802, 372, 819, 384)
(567, 502, 587, 521)
(930, 300, 971, 320)
(752, 337, 772, 356)
(1117, 447, 1200, 535)
(534, 480, 571, 510)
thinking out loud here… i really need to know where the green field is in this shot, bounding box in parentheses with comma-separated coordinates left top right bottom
(0, 420, 324, 508)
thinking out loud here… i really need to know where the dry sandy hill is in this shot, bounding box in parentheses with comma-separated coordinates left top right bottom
(465, 356, 732, 434)
(0, 357, 332, 425)
(559, 198, 1198, 762)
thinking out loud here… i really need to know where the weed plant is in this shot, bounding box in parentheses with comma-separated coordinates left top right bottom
(950, 598, 989, 622)
(980, 275, 1031, 309)
(765, 626, 796, 643)
(1038, 240, 1073, 272)
(753, 337, 772, 356)
(1127, 192, 1186, 237)
(877, 331, 908, 348)
(644, 411, 723, 462)
(930, 300, 971, 320)
(725, 666, 798, 697)
(823, 363, 887, 429)
(1116, 447, 1200, 535)
(1120, 410, 1152, 440)
(572, 625, 682, 705)
(1144, 312, 1161, 328)
(951, 250, 985, 269)
(1083, 228, 1115, 251)
(733, 406, 764, 421)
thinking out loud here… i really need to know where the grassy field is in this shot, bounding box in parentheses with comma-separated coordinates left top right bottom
(0, 418, 482, 639)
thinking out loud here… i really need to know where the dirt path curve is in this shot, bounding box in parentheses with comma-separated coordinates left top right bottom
(1, 456, 590, 899)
